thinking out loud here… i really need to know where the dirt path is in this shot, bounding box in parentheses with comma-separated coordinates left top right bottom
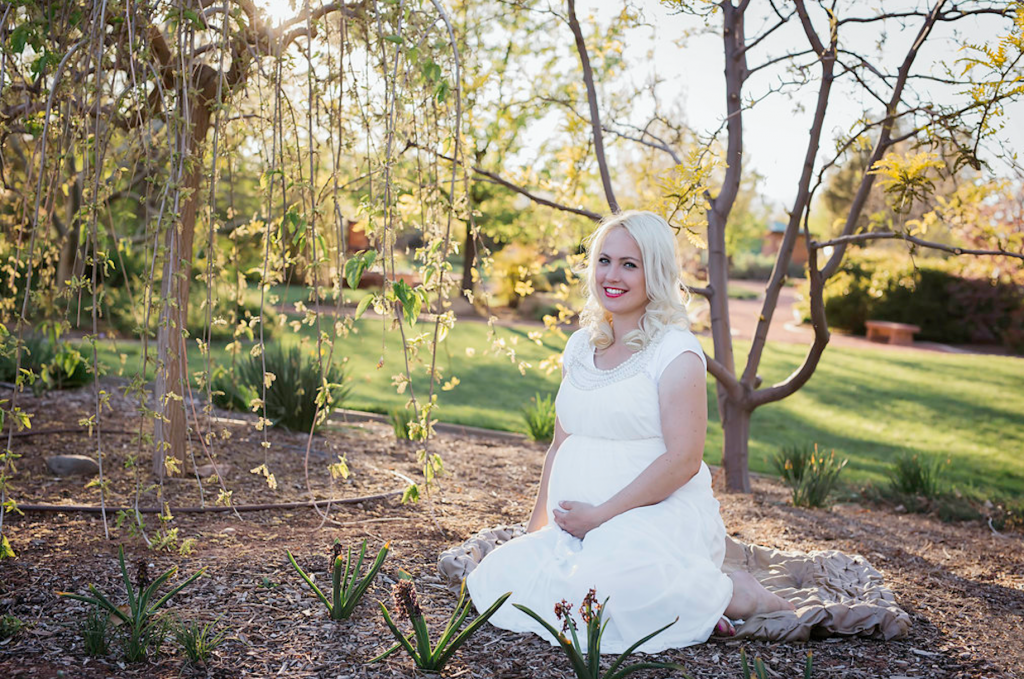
(1, 390, 1022, 678)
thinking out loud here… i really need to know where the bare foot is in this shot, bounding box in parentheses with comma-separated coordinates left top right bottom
(724, 571, 796, 620)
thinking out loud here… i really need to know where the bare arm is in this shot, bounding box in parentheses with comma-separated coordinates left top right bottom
(526, 418, 568, 532)
(553, 351, 708, 538)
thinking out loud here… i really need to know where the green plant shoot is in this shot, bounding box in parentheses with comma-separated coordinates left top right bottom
(286, 540, 389, 620)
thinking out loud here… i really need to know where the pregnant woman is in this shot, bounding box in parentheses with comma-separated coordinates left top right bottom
(467, 210, 792, 653)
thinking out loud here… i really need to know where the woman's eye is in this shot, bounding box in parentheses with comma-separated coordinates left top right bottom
(624, 262, 636, 269)
(598, 257, 609, 264)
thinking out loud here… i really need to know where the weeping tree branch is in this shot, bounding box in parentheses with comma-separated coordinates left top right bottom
(413, 143, 602, 220)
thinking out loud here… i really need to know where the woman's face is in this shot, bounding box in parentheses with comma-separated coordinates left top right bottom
(595, 227, 647, 319)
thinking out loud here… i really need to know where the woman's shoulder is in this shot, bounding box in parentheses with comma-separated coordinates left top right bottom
(651, 325, 706, 374)
(564, 328, 593, 353)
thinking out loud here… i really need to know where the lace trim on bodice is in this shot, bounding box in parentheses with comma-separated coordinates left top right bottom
(564, 330, 667, 391)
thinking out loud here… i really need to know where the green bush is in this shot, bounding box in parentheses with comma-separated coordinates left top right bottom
(104, 282, 278, 342)
(215, 344, 349, 433)
(771, 443, 847, 509)
(729, 251, 805, 281)
(796, 250, 1024, 351)
(0, 334, 91, 390)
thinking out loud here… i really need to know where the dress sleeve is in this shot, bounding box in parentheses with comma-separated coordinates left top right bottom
(648, 328, 707, 388)
(561, 329, 588, 378)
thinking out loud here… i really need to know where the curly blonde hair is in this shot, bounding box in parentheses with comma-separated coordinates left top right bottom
(578, 210, 690, 351)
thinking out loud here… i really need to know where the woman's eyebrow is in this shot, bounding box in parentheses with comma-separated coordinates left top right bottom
(598, 252, 640, 262)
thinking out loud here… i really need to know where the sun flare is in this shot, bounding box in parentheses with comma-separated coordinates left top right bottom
(256, 0, 298, 26)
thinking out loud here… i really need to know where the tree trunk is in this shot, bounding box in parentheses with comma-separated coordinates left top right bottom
(721, 397, 752, 493)
(153, 103, 211, 478)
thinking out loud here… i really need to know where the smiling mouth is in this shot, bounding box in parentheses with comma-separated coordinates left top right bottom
(603, 287, 627, 298)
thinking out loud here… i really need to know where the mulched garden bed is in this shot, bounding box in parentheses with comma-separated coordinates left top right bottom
(1, 383, 1022, 678)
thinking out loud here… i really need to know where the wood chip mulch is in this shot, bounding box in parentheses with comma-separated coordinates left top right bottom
(0, 383, 1022, 678)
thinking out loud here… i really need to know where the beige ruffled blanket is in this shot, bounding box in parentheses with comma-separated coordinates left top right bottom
(437, 525, 910, 643)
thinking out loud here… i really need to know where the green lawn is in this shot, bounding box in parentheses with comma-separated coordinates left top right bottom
(89, 321, 1024, 499)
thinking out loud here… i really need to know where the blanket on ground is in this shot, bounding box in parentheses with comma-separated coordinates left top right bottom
(437, 525, 910, 643)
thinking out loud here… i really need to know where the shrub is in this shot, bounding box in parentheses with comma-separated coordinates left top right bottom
(104, 282, 279, 342)
(491, 243, 550, 309)
(771, 443, 847, 508)
(796, 249, 1024, 351)
(889, 452, 944, 498)
(219, 344, 349, 432)
(729, 251, 805, 281)
(0, 334, 91, 391)
(522, 392, 556, 443)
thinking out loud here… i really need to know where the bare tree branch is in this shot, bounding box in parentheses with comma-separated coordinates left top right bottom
(566, 0, 618, 213)
(812, 231, 1024, 260)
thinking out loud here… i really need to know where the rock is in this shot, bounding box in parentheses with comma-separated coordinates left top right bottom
(195, 463, 231, 478)
(46, 455, 99, 477)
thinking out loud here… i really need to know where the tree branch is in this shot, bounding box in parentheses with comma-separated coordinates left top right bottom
(812, 231, 1024, 260)
(566, 0, 618, 213)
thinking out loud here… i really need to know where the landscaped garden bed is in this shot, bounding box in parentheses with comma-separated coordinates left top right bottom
(1, 385, 1021, 678)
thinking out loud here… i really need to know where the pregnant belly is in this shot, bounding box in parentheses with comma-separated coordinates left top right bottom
(546, 434, 666, 514)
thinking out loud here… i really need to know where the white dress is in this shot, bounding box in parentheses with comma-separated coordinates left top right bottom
(466, 326, 733, 654)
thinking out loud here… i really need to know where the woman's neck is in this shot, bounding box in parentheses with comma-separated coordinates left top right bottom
(610, 311, 644, 345)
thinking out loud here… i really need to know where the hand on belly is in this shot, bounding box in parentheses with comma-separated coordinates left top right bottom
(552, 500, 605, 539)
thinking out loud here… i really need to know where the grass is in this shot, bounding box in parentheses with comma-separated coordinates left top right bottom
(84, 319, 1023, 499)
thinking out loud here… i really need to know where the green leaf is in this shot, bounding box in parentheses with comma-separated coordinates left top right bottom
(354, 294, 374, 321)
(0, 534, 14, 559)
(384, 35, 404, 44)
(393, 280, 421, 326)
(10, 24, 31, 54)
(344, 250, 377, 289)
(401, 484, 420, 504)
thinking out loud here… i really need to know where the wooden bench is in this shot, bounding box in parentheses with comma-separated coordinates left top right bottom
(865, 320, 920, 346)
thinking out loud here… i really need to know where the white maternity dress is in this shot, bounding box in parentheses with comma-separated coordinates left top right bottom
(466, 326, 734, 653)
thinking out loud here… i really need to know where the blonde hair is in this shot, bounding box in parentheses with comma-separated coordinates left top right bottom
(578, 210, 690, 351)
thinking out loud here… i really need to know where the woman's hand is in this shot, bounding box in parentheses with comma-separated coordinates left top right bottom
(552, 501, 606, 539)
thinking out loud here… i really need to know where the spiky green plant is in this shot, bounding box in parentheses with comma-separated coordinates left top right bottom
(390, 406, 415, 441)
(232, 344, 349, 432)
(739, 647, 814, 679)
(83, 604, 110, 657)
(58, 545, 205, 662)
(372, 575, 510, 672)
(174, 616, 228, 664)
(522, 392, 557, 443)
(286, 540, 389, 620)
(772, 443, 847, 508)
(889, 451, 944, 498)
(514, 589, 691, 679)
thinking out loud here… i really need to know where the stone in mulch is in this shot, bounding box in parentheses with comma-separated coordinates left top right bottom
(44, 454, 98, 477)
